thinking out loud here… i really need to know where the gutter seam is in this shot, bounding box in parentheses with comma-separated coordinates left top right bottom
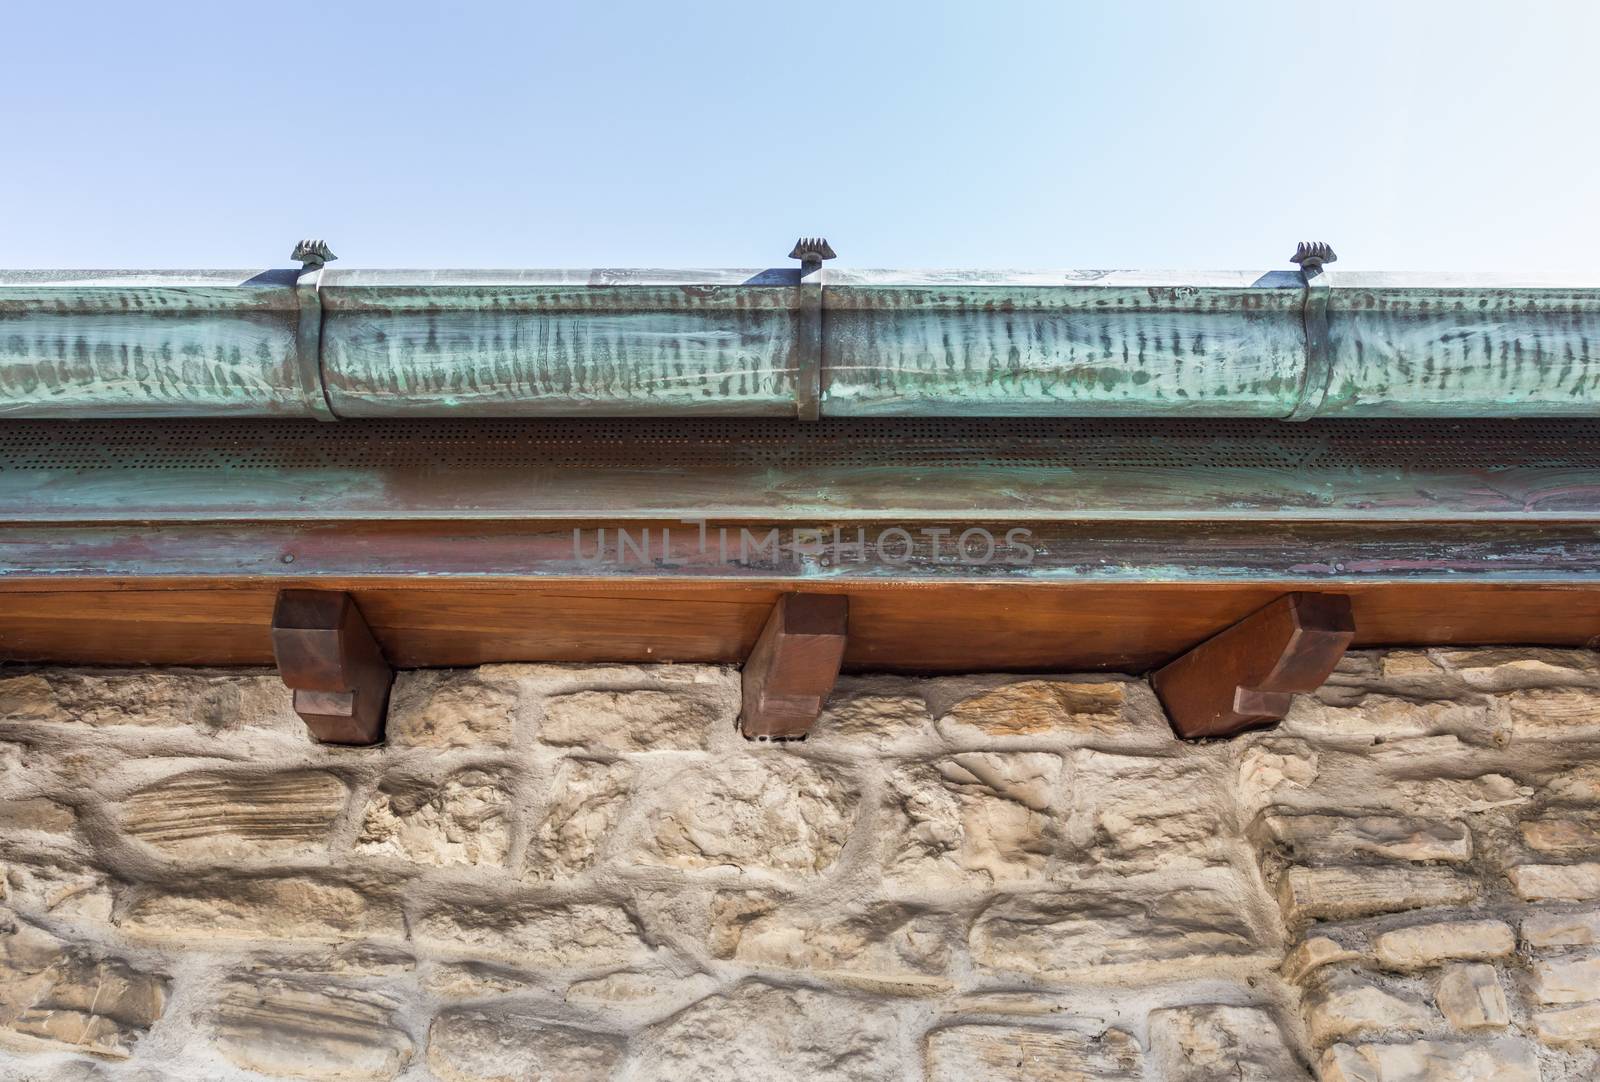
(292, 265, 339, 421)
(1286, 263, 1334, 421)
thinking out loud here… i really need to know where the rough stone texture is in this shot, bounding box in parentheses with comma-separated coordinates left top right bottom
(882, 752, 1061, 886)
(1275, 865, 1480, 925)
(415, 901, 648, 969)
(925, 1023, 1144, 1080)
(5, 653, 1600, 1079)
(117, 770, 346, 859)
(708, 892, 952, 993)
(634, 982, 899, 1082)
(0, 919, 167, 1059)
(633, 756, 855, 878)
(1147, 1004, 1312, 1081)
(1319, 1038, 1541, 1082)
(1508, 862, 1600, 901)
(539, 688, 721, 750)
(428, 1009, 624, 1082)
(384, 670, 516, 748)
(211, 978, 412, 1080)
(1372, 920, 1516, 970)
(1302, 969, 1434, 1045)
(525, 758, 632, 880)
(936, 679, 1129, 738)
(120, 877, 404, 943)
(1435, 963, 1510, 1030)
(355, 768, 509, 867)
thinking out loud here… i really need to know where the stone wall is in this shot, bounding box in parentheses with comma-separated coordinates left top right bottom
(1, 649, 1599, 1080)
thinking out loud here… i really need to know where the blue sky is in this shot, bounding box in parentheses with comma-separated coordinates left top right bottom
(4, 1, 1596, 271)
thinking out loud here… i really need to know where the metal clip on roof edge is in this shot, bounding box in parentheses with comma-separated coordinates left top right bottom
(292, 239, 340, 422)
(1285, 241, 1337, 422)
(790, 237, 835, 422)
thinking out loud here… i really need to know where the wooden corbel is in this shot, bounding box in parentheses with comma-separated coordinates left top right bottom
(271, 590, 393, 745)
(1151, 592, 1354, 739)
(741, 593, 848, 740)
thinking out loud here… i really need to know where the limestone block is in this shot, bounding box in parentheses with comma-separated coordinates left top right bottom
(633, 755, 854, 879)
(538, 688, 727, 750)
(1521, 816, 1600, 855)
(355, 768, 509, 868)
(0, 674, 63, 722)
(118, 769, 346, 860)
(1, 862, 113, 922)
(120, 877, 403, 943)
(633, 982, 899, 1082)
(415, 901, 647, 969)
(385, 670, 516, 748)
(0, 920, 168, 1060)
(211, 978, 412, 1080)
(525, 759, 632, 880)
(1437, 647, 1600, 690)
(1545, 763, 1600, 805)
(936, 680, 1131, 739)
(1532, 1002, 1600, 1045)
(564, 969, 719, 1011)
(1435, 964, 1509, 1031)
(969, 885, 1261, 978)
(882, 752, 1061, 887)
(1388, 774, 1532, 816)
(1503, 686, 1600, 740)
(1372, 920, 1515, 970)
(1522, 908, 1600, 947)
(1284, 695, 1493, 743)
(1279, 868, 1469, 930)
(1275, 866, 1478, 925)
(1529, 954, 1600, 1004)
(1236, 739, 1318, 817)
(1147, 1004, 1311, 1081)
(1507, 862, 1600, 902)
(810, 689, 931, 749)
(925, 1024, 1143, 1081)
(428, 1009, 624, 1082)
(0, 797, 75, 835)
(1319, 1038, 1540, 1082)
(1075, 751, 1230, 868)
(1284, 936, 1362, 982)
(1303, 970, 1433, 1045)
(5, 670, 280, 731)
(708, 892, 952, 994)
(1255, 813, 1472, 865)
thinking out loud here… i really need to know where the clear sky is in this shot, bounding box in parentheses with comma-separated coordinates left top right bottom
(4, 1, 1597, 271)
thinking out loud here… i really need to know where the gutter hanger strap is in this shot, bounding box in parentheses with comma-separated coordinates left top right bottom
(291, 239, 339, 422)
(789, 237, 835, 422)
(1286, 241, 1337, 422)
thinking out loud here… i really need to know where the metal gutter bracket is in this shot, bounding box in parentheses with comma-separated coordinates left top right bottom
(789, 237, 835, 421)
(291, 239, 340, 421)
(1286, 241, 1336, 421)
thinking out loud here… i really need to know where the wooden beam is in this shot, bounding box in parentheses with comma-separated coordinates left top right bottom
(1151, 592, 1355, 739)
(741, 593, 848, 741)
(270, 590, 393, 745)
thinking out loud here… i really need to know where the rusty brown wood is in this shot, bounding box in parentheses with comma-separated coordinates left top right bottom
(1150, 592, 1355, 739)
(740, 593, 849, 740)
(270, 589, 393, 745)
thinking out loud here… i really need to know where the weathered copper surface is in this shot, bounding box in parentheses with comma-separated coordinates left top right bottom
(4, 268, 1599, 419)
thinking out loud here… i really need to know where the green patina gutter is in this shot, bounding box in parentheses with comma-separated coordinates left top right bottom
(3, 267, 1598, 420)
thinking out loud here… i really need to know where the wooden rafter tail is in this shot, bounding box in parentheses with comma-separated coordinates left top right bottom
(741, 593, 848, 741)
(1151, 592, 1355, 740)
(270, 589, 393, 745)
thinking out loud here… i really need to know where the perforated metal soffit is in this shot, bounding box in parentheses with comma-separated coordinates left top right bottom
(2, 418, 1600, 472)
